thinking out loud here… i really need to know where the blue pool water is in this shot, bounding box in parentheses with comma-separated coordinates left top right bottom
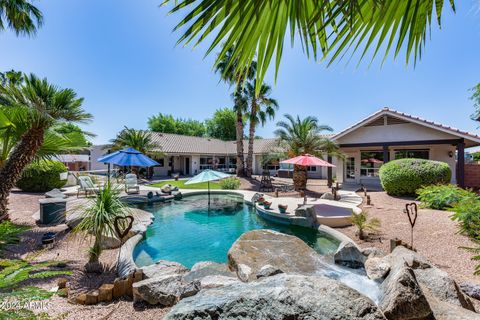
(132, 193, 340, 268)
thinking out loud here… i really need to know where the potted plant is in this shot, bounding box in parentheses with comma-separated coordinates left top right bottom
(263, 201, 272, 209)
(278, 204, 288, 214)
(257, 197, 265, 205)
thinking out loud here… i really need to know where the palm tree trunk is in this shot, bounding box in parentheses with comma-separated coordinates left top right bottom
(234, 90, 245, 177)
(293, 164, 308, 191)
(0, 126, 45, 220)
(246, 102, 257, 178)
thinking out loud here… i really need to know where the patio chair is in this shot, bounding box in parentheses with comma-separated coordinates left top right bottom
(77, 176, 100, 198)
(125, 174, 140, 194)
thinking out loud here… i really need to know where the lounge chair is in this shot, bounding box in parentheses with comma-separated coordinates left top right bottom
(77, 176, 100, 198)
(125, 174, 140, 194)
(160, 184, 179, 195)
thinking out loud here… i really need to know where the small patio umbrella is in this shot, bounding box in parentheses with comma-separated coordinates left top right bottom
(97, 148, 159, 181)
(185, 169, 231, 205)
(280, 154, 336, 167)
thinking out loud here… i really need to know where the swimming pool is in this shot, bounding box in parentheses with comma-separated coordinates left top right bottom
(132, 193, 340, 268)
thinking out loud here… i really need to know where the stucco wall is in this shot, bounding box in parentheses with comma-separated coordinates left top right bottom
(89, 146, 109, 171)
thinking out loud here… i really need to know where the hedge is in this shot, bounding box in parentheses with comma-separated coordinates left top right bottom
(16, 160, 68, 192)
(379, 158, 451, 196)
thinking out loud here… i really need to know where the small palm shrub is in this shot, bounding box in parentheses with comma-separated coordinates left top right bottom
(0, 221, 30, 254)
(220, 177, 241, 190)
(16, 160, 68, 192)
(379, 159, 451, 196)
(451, 198, 480, 239)
(73, 183, 130, 272)
(417, 184, 477, 210)
(349, 211, 381, 240)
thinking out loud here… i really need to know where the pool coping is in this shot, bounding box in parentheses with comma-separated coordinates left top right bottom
(117, 189, 362, 277)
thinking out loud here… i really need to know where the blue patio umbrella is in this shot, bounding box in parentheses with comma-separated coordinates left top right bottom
(185, 169, 231, 205)
(97, 148, 159, 180)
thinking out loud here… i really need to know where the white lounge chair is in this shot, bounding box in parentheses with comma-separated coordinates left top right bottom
(125, 174, 140, 194)
(77, 176, 100, 198)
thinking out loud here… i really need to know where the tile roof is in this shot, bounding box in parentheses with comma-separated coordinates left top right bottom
(148, 132, 279, 155)
(333, 107, 480, 146)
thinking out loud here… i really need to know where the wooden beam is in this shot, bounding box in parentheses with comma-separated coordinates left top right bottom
(383, 145, 390, 163)
(327, 155, 333, 187)
(339, 139, 463, 149)
(457, 140, 465, 188)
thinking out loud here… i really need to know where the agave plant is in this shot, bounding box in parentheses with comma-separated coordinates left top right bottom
(349, 211, 381, 240)
(73, 182, 130, 272)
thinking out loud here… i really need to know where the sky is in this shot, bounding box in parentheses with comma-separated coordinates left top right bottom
(0, 1, 480, 145)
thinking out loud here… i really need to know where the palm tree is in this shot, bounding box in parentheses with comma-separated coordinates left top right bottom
(0, 0, 43, 35)
(168, 0, 455, 92)
(215, 46, 256, 177)
(73, 182, 130, 272)
(244, 80, 278, 177)
(274, 114, 339, 190)
(110, 127, 157, 155)
(0, 74, 92, 220)
(349, 211, 381, 240)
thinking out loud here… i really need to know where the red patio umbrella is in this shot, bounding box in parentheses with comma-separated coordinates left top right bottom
(280, 154, 336, 167)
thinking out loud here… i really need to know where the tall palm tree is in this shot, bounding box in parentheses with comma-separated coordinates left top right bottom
(110, 127, 157, 155)
(168, 0, 455, 92)
(0, 0, 43, 35)
(0, 74, 92, 220)
(215, 46, 256, 177)
(244, 80, 278, 177)
(274, 114, 339, 190)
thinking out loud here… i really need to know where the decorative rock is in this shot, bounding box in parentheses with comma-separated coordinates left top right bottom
(98, 284, 114, 302)
(76, 293, 87, 305)
(190, 261, 227, 272)
(460, 282, 480, 300)
(227, 230, 330, 282)
(164, 274, 386, 320)
(132, 275, 200, 306)
(379, 266, 432, 320)
(198, 275, 240, 289)
(362, 247, 386, 258)
(387, 246, 432, 270)
(320, 192, 335, 200)
(57, 278, 68, 289)
(415, 267, 475, 311)
(256, 265, 284, 279)
(334, 241, 366, 269)
(183, 264, 234, 283)
(141, 260, 189, 279)
(364, 257, 390, 281)
(113, 278, 128, 299)
(85, 290, 99, 305)
(424, 289, 480, 320)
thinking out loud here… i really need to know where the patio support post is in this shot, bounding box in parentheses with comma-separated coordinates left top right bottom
(457, 140, 465, 188)
(383, 145, 390, 163)
(327, 155, 333, 188)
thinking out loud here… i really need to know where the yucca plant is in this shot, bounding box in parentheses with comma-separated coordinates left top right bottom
(73, 182, 130, 272)
(349, 211, 381, 240)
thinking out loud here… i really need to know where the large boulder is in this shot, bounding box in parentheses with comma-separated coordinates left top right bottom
(198, 275, 240, 290)
(424, 289, 480, 320)
(227, 230, 330, 282)
(334, 241, 366, 269)
(132, 274, 200, 306)
(461, 282, 480, 300)
(183, 262, 235, 283)
(379, 266, 433, 320)
(141, 260, 189, 280)
(256, 264, 284, 279)
(164, 274, 386, 320)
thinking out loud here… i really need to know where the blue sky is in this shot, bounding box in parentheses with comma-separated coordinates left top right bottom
(0, 1, 479, 144)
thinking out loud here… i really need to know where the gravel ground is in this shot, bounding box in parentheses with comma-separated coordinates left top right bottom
(5, 190, 170, 320)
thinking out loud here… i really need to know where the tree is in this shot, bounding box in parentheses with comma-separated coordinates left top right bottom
(0, 0, 43, 35)
(470, 83, 480, 123)
(148, 113, 205, 137)
(0, 74, 92, 220)
(51, 122, 93, 147)
(205, 108, 237, 141)
(244, 80, 278, 177)
(110, 127, 157, 155)
(274, 114, 338, 190)
(166, 0, 455, 92)
(215, 46, 256, 177)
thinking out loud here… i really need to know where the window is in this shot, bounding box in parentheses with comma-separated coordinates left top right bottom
(394, 149, 429, 160)
(307, 166, 317, 172)
(360, 151, 384, 177)
(346, 157, 355, 180)
(200, 157, 214, 170)
(157, 158, 165, 167)
(264, 158, 280, 171)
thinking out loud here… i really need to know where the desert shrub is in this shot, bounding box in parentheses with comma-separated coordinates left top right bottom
(220, 177, 241, 190)
(0, 221, 30, 254)
(379, 159, 451, 196)
(451, 198, 480, 239)
(417, 184, 477, 210)
(348, 211, 381, 240)
(16, 160, 68, 192)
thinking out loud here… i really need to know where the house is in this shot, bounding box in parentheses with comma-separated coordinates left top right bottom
(333, 108, 480, 187)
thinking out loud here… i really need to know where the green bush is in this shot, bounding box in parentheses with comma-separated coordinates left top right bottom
(220, 177, 241, 190)
(16, 160, 67, 192)
(379, 159, 451, 196)
(451, 198, 480, 239)
(416, 184, 477, 210)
